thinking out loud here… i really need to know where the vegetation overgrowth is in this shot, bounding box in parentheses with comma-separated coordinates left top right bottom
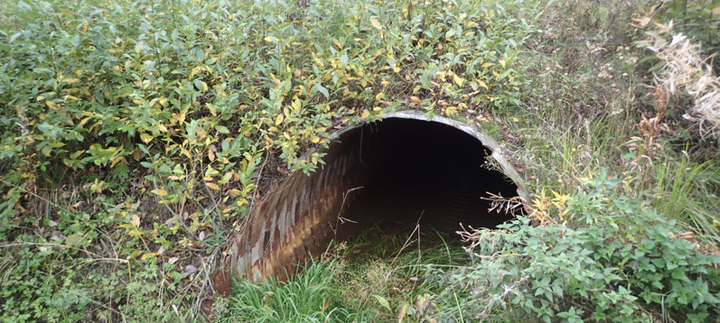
(1, 0, 719, 322)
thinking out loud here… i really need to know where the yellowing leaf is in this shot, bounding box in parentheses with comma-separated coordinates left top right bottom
(275, 113, 284, 125)
(151, 189, 168, 196)
(229, 189, 242, 198)
(190, 66, 204, 79)
(499, 59, 506, 68)
(370, 18, 382, 30)
(111, 156, 127, 168)
(452, 74, 464, 87)
(361, 110, 370, 119)
(141, 251, 159, 261)
(477, 80, 489, 90)
(205, 182, 221, 191)
(291, 98, 302, 111)
(333, 39, 343, 49)
(128, 229, 143, 236)
(220, 172, 233, 183)
(140, 132, 153, 144)
(132, 148, 143, 161)
(46, 100, 59, 110)
(131, 214, 140, 227)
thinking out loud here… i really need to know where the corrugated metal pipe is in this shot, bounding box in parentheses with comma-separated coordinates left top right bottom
(212, 110, 529, 292)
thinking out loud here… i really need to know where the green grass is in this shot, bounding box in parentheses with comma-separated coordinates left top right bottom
(220, 225, 470, 323)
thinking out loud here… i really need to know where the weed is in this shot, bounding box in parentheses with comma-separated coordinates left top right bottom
(447, 174, 720, 323)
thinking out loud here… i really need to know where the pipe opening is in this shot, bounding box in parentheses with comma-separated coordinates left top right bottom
(334, 118, 520, 240)
(229, 113, 526, 281)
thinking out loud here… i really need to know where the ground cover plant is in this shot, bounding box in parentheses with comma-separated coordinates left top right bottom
(220, 226, 470, 323)
(1, 0, 719, 322)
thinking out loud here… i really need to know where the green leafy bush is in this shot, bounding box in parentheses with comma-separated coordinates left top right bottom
(441, 174, 720, 323)
(0, 0, 537, 229)
(0, 0, 540, 320)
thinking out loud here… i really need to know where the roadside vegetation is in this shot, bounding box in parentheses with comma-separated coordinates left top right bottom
(1, 0, 718, 322)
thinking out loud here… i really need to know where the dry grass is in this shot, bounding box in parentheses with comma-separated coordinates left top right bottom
(644, 22, 720, 139)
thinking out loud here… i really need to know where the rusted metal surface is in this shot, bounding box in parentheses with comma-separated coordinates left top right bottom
(224, 125, 376, 281)
(222, 111, 529, 283)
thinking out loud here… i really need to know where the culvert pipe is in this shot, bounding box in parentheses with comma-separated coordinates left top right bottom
(221, 110, 529, 283)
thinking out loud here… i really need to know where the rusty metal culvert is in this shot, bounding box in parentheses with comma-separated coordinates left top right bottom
(221, 110, 529, 283)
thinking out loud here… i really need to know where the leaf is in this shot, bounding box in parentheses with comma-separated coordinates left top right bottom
(477, 80, 489, 90)
(111, 156, 127, 168)
(141, 251, 158, 261)
(370, 18, 383, 30)
(9, 32, 22, 43)
(151, 189, 168, 196)
(140, 132, 153, 144)
(372, 295, 392, 312)
(291, 98, 302, 111)
(133, 148, 143, 161)
(45, 100, 59, 110)
(206, 182, 221, 191)
(275, 113, 284, 125)
(361, 110, 370, 119)
(65, 233, 84, 247)
(131, 214, 140, 227)
(398, 303, 408, 322)
(216, 125, 230, 134)
(452, 74, 464, 87)
(317, 84, 329, 99)
(229, 189, 242, 198)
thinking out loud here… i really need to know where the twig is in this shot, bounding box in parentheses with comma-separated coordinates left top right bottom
(332, 186, 364, 235)
(390, 210, 423, 267)
(172, 304, 186, 323)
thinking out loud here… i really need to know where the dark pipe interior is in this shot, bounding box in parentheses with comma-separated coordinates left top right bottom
(334, 118, 520, 239)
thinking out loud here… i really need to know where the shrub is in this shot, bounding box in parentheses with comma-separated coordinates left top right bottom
(441, 174, 720, 323)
